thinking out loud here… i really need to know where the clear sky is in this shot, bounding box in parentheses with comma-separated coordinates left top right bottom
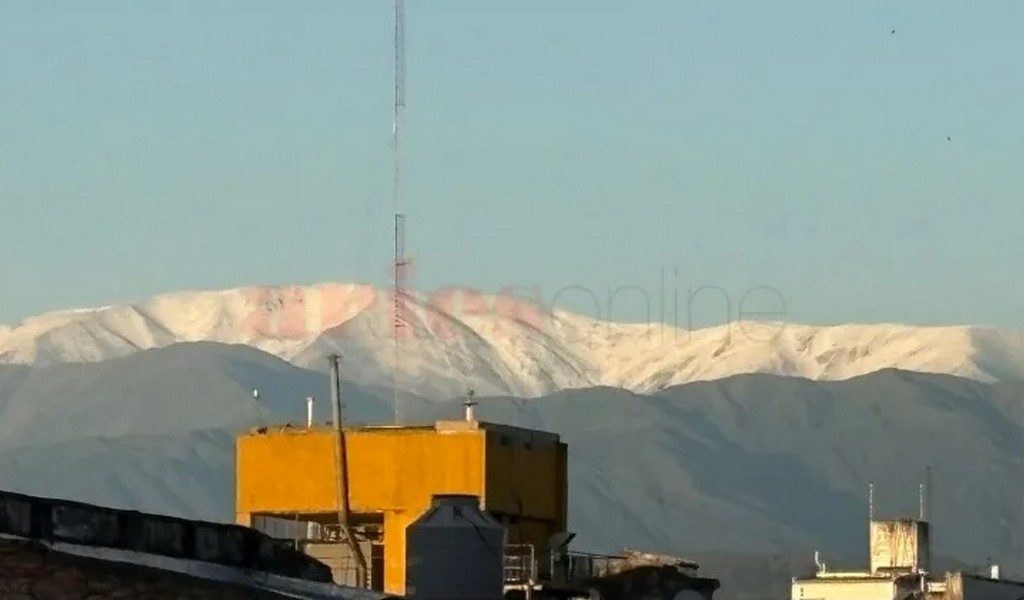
(2, 1, 1023, 329)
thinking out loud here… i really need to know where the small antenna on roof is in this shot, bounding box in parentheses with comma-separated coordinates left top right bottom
(464, 388, 477, 422)
(868, 482, 874, 520)
(251, 388, 266, 427)
(925, 465, 932, 522)
(919, 481, 924, 520)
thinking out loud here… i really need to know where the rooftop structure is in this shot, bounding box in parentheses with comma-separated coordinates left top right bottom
(236, 418, 568, 596)
(0, 488, 386, 600)
(869, 518, 929, 575)
(792, 511, 1021, 600)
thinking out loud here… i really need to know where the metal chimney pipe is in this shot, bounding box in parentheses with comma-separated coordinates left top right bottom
(329, 356, 343, 430)
(464, 388, 477, 422)
(306, 396, 315, 428)
(325, 353, 368, 587)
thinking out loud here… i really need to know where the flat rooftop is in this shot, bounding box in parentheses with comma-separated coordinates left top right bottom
(244, 419, 563, 444)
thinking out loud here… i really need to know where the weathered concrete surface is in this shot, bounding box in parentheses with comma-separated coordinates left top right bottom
(941, 572, 1024, 600)
(568, 550, 718, 600)
(0, 489, 332, 583)
(869, 519, 930, 575)
(583, 565, 720, 600)
(0, 536, 292, 599)
(597, 550, 701, 578)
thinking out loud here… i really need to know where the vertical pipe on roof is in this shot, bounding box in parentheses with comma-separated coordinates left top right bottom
(328, 353, 368, 587)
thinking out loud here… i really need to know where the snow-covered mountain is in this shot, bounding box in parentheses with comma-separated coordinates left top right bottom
(1, 346, 1022, 589)
(3, 283, 1024, 398)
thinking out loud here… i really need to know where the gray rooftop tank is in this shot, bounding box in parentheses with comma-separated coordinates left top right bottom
(405, 494, 505, 600)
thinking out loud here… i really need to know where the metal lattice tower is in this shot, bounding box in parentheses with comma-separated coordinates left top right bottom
(392, 0, 409, 424)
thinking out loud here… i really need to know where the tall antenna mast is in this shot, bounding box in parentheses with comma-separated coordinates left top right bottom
(391, 0, 409, 424)
(925, 465, 932, 522)
(918, 481, 925, 520)
(924, 465, 933, 571)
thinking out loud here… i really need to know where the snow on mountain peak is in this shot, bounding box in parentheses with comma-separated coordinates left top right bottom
(1, 283, 1022, 398)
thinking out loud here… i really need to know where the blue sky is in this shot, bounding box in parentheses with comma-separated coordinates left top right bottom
(2, 1, 1023, 328)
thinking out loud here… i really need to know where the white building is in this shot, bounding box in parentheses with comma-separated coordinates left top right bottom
(791, 518, 1022, 600)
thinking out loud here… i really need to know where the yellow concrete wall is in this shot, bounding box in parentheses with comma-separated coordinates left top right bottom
(237, 427, 485, 515)
(348, 429, 485, 513)
(382, 510, 416, 595)
(236, 429, 338, 515)
(237, 427, 487, 594)
(236, 424, 568, 595)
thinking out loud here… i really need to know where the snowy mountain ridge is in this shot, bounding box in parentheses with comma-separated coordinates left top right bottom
(3, 283, 1024, 398)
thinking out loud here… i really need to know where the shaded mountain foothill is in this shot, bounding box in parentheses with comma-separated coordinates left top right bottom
(1, 343, 1022, 599)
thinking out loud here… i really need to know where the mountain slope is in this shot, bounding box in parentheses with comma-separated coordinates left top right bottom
(0, 341, 400, 451)
(3, 284, 1024, 397)
(1, 343, 1021, 578)
(418, 372, 1024, 569)
(0, 429, 236, 520)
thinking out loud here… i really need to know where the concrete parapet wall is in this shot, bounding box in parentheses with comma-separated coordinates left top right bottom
(0, 537, 291, 599)
(0, 489, 332, 583)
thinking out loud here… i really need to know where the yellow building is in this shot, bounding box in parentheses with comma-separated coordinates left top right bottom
(236, 419, 568, 596)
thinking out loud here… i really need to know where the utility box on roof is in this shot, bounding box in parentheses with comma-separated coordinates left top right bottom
(870, 519, 930, 574)
(236, 420, 567, 596)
